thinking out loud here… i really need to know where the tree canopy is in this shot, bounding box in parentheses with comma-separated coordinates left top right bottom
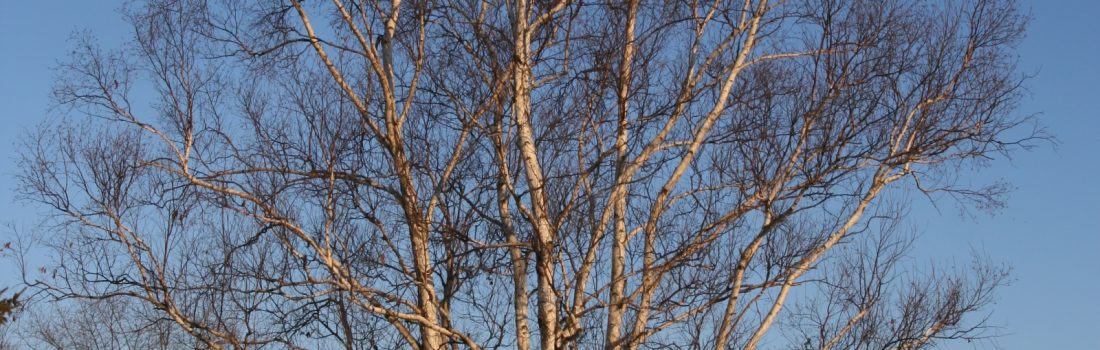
(11, 0, 1037, 349)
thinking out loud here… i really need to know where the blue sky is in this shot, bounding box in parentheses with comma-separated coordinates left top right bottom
(1, 1, 1097, 349)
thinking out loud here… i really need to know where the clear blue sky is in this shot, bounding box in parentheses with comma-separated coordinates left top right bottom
(1, 1, 1096, 349)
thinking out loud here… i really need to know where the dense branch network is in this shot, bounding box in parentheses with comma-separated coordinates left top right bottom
(8, 0, 1035, 349)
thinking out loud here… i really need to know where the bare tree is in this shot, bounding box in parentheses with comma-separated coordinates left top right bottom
(13, 297, 188, 350)
(13, 0, 1038, 349)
